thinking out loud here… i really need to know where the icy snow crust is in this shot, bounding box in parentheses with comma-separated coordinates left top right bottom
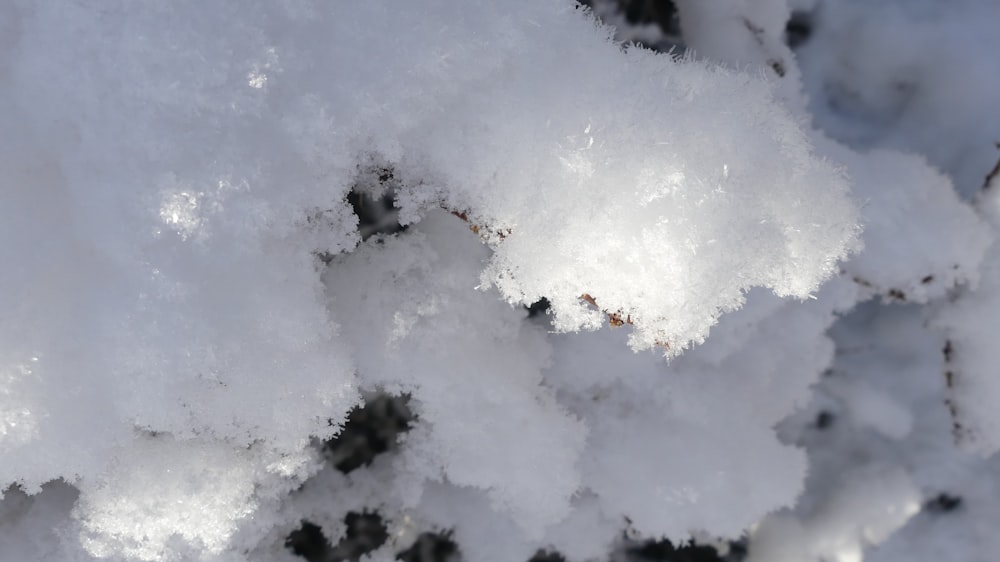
(1, 0, 994, 560)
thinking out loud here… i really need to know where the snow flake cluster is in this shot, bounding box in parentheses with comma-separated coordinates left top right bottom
(2, 0, 1000, 560)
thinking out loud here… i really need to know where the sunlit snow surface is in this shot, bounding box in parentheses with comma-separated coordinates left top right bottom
(1, 0, 999, 560)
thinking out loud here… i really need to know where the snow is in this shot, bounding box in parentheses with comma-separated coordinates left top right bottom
(2, 0, 1000, 560)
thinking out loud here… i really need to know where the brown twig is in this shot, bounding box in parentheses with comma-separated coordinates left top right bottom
(449, 210, 668, 349)
(580, 294, 668, 348)
(580, 293, 631, 327)
(449, 210, 510, 240)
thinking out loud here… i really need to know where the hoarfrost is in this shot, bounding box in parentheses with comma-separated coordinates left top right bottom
(3, 0, 996, 560)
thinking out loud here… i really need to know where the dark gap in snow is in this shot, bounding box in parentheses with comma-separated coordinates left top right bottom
(330, 511, 389, 561)
(982, 142, 1000, 190)
(529, 549, 566, 562)
(286, 512, 388, 562)
(943, 339, 954, 364)
(725, 539, 748, 561)
(578, 0, 682, 51)
(623, 538, 733, 562)
(941, 338, 967, 444)
(286, 521, 332, 562)
(526, 297, 552, 319)
(350, 158, 407, 242)
(620, 0, 678, 36)
(316, 160, 406, 265)
(785, 11, 813, 49)
(815, 410, 835, 430)
(924, 493, 963, 514)
(397, 531, 460, 562)
(886, 288, 907, 302)
(324, 393, 413, 473)
(578, 0, 678, 31)
(314, 185, 404, 265)
(348, 188, 405, 242)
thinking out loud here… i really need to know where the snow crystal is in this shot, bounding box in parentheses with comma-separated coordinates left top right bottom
(17, 0, 987, 560)
(75, 438, 259, 560)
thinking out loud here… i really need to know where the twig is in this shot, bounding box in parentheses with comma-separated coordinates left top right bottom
(449, 209, 668, 349)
